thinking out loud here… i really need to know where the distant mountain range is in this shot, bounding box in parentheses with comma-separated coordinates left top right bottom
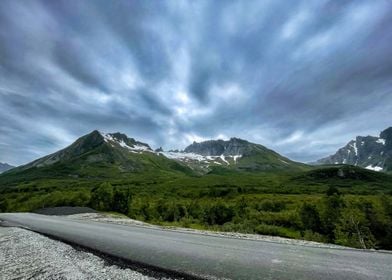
(317, 127, 392, 172)
(0, 163, 14, 174)
(3, 130, 307, 181)
(3, 127, 392, 183)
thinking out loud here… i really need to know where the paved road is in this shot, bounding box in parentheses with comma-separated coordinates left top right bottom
(1, 213, 391, 280)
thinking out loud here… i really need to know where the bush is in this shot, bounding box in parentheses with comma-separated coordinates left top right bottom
(204, 201, 235, 225)
(255, 224, 300, 239)
(112, 188, 131, 215)
(256, 199, 286, 212)
(0, 199, 9, 212)
(321, 194, 344, 241)
(90, 182, 114, 211)
(255, 224, 280, 236)
(300, 203, 321, 232)
(334, 208, 375, 249)
(302, 230, 327, 243)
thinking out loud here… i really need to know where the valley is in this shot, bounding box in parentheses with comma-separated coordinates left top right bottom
(1, 130, 392, 250)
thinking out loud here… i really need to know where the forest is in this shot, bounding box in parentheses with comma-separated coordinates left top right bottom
(1, 173, 391, 250)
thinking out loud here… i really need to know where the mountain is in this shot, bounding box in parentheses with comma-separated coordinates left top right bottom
(0, 163, 14, 173)
(2, 132, 392, 252)
(161, 137, 309, 172)
(15, 131, 153, 171)
(3, 130, 193, 183)
(1, 131, 310, 186)
(317, 127, 392, 172)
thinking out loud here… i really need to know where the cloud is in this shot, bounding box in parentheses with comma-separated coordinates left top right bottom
(0, 0, 391, 165)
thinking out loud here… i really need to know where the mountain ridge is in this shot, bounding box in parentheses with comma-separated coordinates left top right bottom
(5, 130, 193, 180)
(0, 163, 14, 174)
(177, 137, 308, 172)
(2, 130, 309, 182)
(317, 127, 392, 172)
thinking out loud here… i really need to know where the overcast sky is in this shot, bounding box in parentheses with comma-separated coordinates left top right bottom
(1, 0, 392, 166)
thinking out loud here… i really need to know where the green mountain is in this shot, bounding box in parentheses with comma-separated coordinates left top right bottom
(162, 138, 309, 173)
(2, 131, 310, 186)
(2, 131, 390, 188)
(1, 130, 193, 185)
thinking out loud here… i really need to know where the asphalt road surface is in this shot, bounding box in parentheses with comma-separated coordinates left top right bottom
(1, 213, 391, 280)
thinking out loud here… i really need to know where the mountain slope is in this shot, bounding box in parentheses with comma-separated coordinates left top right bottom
(0, 131, 312, 187)
(2, 130, 193, 184)
(317, 127, 392, 172)
(0, 163, 14, 174)
(162, 138, 309, 173)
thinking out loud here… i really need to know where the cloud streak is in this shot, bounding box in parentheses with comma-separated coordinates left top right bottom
(0, 0, 391, 165)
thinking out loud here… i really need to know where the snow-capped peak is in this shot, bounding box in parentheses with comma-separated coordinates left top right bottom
(317, 127, 392, 172)
(99, 131, 113, 143)
(98, 131, 152, 153)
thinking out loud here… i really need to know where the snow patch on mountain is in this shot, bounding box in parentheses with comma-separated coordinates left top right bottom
(365, 165, 383, 172)
(161, 151, 207, 162)
(351, 142, 358, 156)
(220, 154, 229, 165)
(233, 155, 242, 163)
(99, 131, 152, 154)
(100, 131, 115, 142)
(377, 139, 386, 145)
(161, 151, 242, 166)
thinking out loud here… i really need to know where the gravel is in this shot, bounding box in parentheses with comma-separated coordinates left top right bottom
(0, 226, 173, 280)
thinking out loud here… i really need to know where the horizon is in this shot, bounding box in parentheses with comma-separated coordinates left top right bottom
(1, 1, 392, 165)
(5, 126, 391, 167)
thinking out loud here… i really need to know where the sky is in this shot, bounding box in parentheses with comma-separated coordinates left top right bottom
(1, 0, 392, 166)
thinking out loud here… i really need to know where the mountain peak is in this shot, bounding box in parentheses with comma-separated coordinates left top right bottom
(184, 137, 262, 157)
(317, 127, 392, 172)
(98, 131, 152, 151)
(380, 127, 392, 142)
(0, 162, 14, 173)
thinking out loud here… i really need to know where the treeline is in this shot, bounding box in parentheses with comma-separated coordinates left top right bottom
(86, 183, 392, 250)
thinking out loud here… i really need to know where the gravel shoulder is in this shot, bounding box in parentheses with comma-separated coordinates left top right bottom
(0, 226, 172, 280)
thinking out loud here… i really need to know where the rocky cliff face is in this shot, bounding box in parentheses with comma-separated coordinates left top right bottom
(184, 138, 253, 156)
(317, 127, 392, 172)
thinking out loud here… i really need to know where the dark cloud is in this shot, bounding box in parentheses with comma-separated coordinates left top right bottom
(0, 0, 392, 165)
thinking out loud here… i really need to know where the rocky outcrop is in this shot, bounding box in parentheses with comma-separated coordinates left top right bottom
(317, 127, 392, 172)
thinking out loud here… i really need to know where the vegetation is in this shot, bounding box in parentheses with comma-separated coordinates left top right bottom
(1, 165, 392, 250)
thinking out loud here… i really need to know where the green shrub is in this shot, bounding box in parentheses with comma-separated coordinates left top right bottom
(300, 203, 321, 232)
(90, 182, 114, 211)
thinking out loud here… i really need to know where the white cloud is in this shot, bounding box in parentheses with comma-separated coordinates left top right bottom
(281, 9, 310, 40)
